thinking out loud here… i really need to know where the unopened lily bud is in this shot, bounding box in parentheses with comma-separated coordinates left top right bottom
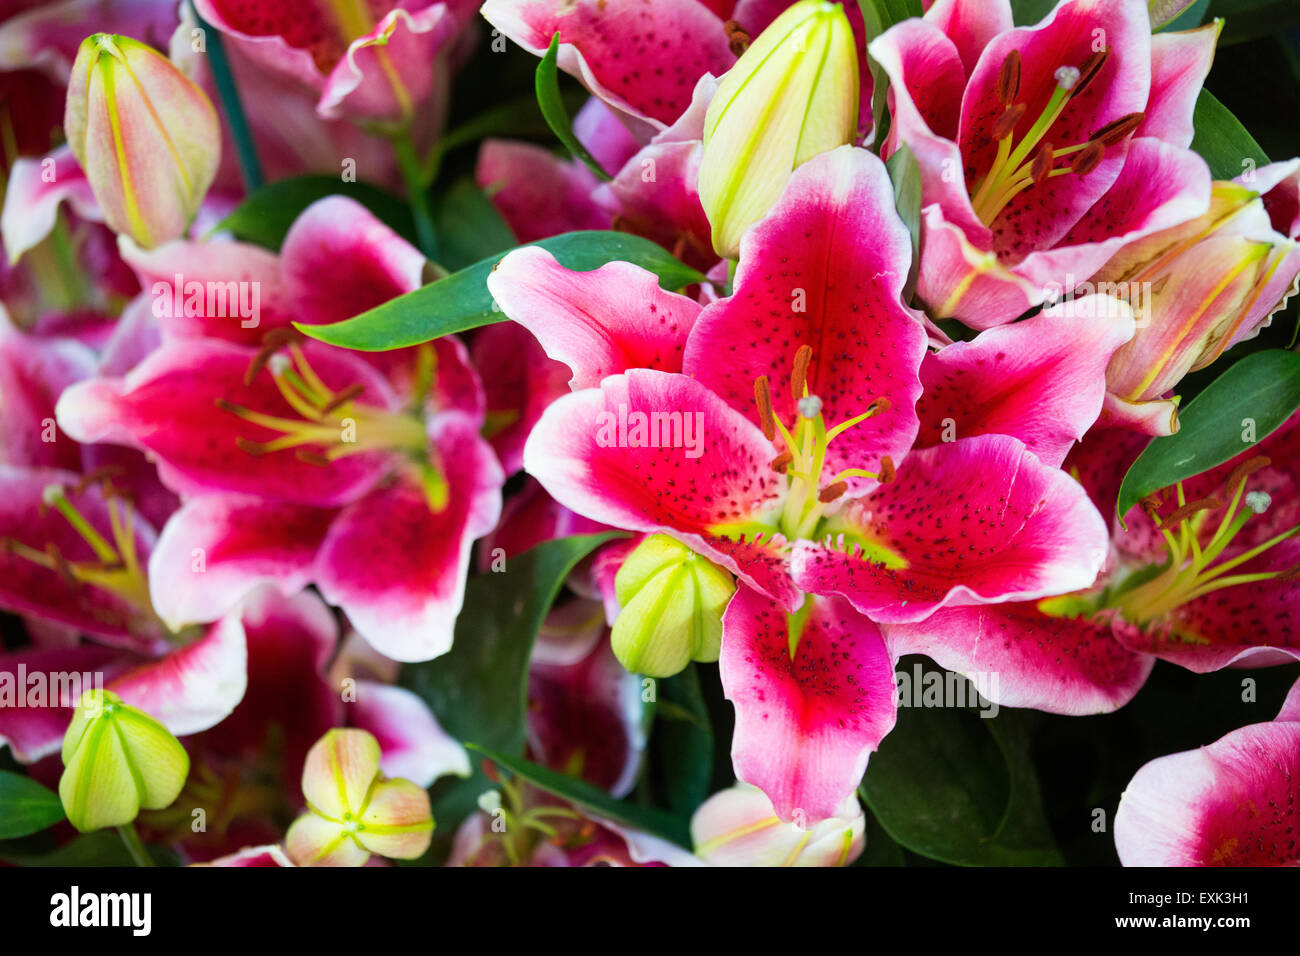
(691, 782, 865, 866)
(699, 0, 859, 258)
(610, 534, 735, 677)
(286, 728, 434, 867)
(65, 33, 220, 249)
(58, 689, 189, 833)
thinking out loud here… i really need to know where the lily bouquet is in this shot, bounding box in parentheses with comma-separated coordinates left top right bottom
(0, 0, 1296, 874)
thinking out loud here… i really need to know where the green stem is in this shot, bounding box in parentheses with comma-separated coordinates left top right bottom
(392, 136, 439, 261)
(117, 822, 154, 867)
(190, 1, 263, 192)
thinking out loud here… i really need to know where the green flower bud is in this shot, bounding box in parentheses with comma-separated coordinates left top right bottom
(58, 689, 189, 833)
(698, 0, 859, 258)
(611, 535, 736, 677)
(285, 728, 434, 867)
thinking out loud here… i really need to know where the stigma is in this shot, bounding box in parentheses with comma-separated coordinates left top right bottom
(753, 345, 894, 541)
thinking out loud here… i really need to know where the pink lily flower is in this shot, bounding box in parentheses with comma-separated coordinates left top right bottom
(1104, 409, 1300, 671)
(0, 1, 179, 80)
(1114, 675, 1300, 866)
(691, 782, 865, 866)
(192, 0, 479, 133)
(55, 198, 505, 661)
(155, 586, 466, 861)
(1098, 159, 1300, 435)
(0, 466, 250, 764)
(492, 146, 1113, 820)
(872, 0, 1216, 326)
(894, 412, 1300, 715)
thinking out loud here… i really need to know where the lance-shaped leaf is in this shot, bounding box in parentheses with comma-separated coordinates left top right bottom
(1115, 349, 1300, 523)
(296, 232, 706, 351)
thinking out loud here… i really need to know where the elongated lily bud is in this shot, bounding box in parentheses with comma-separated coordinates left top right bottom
(286, 729, 434, 867)
(691, 783, 866, 866)
(65, 33, 220, 249)
(699, 0, 858, 258)
(58, 689, 189, 833)
(610, 534, 735, 678)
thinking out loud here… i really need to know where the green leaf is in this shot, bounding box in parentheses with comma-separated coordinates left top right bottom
(1191, 89, 1270, 180)
(649, 666, 714, 818)
(431, 178, 518, 272)
(212, 175, 417, 250)
(438, 91, 586, 156)
(1010, 0, 1058, 25)
(885, 144, 922, 297)
(861, 672, 1063, 866)
(1115, 349, 1300, 522)
(536, 33, 612, 182)
(1208, 0, 1300, 43)
(470, 745, 692, 849)
(400, 533, 622, 860)
(0, 831, 177, 866)
(297, 231, 706, 351)
(0, 771, 65, 839)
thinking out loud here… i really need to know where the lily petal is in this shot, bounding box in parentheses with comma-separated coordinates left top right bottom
(720, 587, 897, 823)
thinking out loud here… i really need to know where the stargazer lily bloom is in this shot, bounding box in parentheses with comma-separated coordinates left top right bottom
(871, 0, 1216, 326)
(492, 146, 1115, 821)
(192, 0, 477, 133)
(55, 197, 504, 662)
(1105, 409, 1300, 671)
(894, 412, 1300, 714)
(1097, 160, 1300, 435)
(1114, 674, 1300, 866)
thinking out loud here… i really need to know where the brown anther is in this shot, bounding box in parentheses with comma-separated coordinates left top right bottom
(769, 451, 794, 472)
(235, 436, 265, 457)
(1139, 495, 1163, 518)
(867, 397, 891, 416)
(295, 450, 331, 467)
(46, 543, 77, 586)
(1279, 562, 1300, 582)
(1162, 496, 1222, 526)
(1031, 142, 1055, 185)
(724, 19, 751, 56)
(1090, 111, 1144, 147)
(320, 383, 366, 415)
(1070, 141, 1106, 176)
(1071, 49, 1110, 99)
(244, 335, 291, 386)
(879, 455, 896, 484)
(73, 465, 126, 498)
(791, 345, 813, 399)
(753, 375, 776, 441)
(818, 481, 848, 503)
(1224, 456, 1271, 495)
(996, 50, 1022, 107)
(481, 758, 499, 783)
(992, 103, 1027, 141)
